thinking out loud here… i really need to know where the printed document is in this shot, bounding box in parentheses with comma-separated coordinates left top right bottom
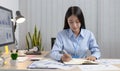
(27, 60, 75, 70)
(79, 64, 120, 71)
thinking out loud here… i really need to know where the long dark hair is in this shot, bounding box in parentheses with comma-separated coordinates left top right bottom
(63, 6, 86, 30)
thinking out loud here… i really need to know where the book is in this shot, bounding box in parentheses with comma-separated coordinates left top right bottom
(64, 58, 99, 65)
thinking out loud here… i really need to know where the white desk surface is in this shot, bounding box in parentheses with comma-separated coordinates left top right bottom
(1, 51, 120, 71)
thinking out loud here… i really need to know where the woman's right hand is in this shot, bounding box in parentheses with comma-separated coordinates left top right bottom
(61, 54, 72, 62)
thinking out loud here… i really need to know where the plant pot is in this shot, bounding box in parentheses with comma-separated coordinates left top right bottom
(10, 59, 17, 66)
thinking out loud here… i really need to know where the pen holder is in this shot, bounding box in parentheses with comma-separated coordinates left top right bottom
(10, 59, 17, 66)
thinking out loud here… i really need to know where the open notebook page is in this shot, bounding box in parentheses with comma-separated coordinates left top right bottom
(64, 58, 98, 65)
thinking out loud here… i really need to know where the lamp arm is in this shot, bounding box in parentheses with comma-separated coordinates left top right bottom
(14, 22, 17, 32)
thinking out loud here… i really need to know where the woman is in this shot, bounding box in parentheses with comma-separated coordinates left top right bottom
(50, 6, 101, 62)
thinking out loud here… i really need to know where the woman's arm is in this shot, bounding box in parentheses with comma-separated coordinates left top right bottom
(50, 32, 64, 61)
(87, 32, 101, 60)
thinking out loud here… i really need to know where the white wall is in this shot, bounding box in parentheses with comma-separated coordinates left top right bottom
(0, 0, 19, 50)
(98, 0, 120, 58)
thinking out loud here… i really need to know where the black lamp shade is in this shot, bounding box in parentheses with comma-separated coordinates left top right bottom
(14, 11, 25, 32)
(15, 11, 25, 23)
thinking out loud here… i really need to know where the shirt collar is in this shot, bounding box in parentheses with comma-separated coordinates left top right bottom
(80, 29, 85, 38)
(68, 29, 84, 38)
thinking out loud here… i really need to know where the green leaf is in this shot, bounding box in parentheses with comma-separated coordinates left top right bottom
(28, 32, 33, 48)
(11, 53, 18, 60)
(34, 25, 37, 39)
(26, 35, 29, 50)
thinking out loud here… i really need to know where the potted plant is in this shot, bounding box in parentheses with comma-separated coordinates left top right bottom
(26, 25, 44, 54)
(10, 50, 18, 66)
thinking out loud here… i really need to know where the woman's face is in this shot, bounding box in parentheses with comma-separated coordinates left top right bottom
(67, 15, 81, 34)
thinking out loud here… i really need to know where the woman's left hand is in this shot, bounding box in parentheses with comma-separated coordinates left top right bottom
(86, 56, 97, 61)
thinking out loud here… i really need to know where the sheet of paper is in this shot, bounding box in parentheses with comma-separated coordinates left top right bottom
(17, 57, 28, 62)
(97, 59, 120, 64)
(79, 64, 120, 71)
(30, 57, 43, 61)
(27, 60, 75, 70)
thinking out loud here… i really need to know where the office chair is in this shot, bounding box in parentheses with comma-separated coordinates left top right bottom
(51, 38, 56, 49)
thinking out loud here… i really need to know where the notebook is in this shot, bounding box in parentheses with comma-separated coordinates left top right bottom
(64, 58, 99, 65)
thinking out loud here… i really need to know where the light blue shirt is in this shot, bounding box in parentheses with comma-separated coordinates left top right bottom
(50, 29, 101, 61)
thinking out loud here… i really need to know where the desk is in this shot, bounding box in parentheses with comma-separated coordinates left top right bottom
(0, 52, 120, 71)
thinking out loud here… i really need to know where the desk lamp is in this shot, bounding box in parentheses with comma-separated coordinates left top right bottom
(14, 11, 26, 49)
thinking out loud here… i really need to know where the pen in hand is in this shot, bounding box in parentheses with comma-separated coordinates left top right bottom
(59, 49, 67, 54)
(60, 50, 72, 62)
